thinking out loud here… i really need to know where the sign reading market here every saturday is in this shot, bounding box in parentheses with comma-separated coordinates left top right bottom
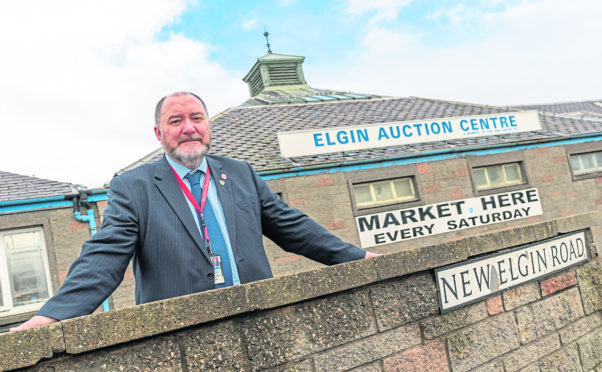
(356, 188, 542, 248)
(277, 111, 541, 158)
(435, 230, 588, 312)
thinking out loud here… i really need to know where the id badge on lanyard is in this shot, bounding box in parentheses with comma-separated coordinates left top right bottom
(210, 254, 226, 284)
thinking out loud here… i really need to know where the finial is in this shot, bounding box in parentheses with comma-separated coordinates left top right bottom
(264, 27, 272, 54)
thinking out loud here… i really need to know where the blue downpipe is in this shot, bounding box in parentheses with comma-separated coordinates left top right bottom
(72, 195, 109, 312)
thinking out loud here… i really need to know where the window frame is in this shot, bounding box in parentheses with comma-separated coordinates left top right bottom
(466, 152, 530, 196)
(346, 165, 422, 216)
(473, 163, 524, 190)
(565, 142, 602, 181)
(0, 226, 54, 316)
(353, 177, 417, 208)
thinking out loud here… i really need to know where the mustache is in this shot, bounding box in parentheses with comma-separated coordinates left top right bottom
(177, 136, 204, 145)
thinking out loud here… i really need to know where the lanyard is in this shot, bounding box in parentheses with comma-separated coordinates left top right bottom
(170, 164, 214, 254)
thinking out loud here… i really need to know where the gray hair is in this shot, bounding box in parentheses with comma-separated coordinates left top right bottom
(154, 92, 209, 127)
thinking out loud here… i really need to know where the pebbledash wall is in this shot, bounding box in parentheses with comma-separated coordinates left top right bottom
(1, 213, 600, 371)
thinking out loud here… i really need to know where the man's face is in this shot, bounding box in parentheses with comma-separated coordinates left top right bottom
(154, 94, 211, 169)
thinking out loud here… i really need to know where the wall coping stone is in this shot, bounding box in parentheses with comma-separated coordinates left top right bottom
(0, 212, 598, 371)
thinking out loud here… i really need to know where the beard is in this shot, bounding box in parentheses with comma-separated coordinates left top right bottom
(161, 134, 211, 170)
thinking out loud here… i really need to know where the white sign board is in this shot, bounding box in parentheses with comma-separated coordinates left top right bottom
(356, 188, 542, 248)
(278, 111, 541, 158)
(435, 231, 588, 312)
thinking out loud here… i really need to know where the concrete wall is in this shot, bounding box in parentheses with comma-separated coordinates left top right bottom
(1, 213, 600, 371)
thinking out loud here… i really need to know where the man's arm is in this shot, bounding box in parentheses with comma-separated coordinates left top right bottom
(12, 175, 140, 330)
(248, 163, 379, 263)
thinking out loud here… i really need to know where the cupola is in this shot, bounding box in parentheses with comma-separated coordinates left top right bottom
(242, 53, 307, 97)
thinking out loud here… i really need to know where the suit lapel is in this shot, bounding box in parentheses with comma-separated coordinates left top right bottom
(207, 156, 238, 256)
(153, 156, 211, 263)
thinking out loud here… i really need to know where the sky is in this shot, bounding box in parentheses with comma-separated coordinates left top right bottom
(0, 0, 600, 188)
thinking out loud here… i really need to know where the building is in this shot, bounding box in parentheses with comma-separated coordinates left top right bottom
(514, 99, 602, 118)
(2, 51, 601, 331)
(121, 52, 602, 278)
(0, 172, 137, 332)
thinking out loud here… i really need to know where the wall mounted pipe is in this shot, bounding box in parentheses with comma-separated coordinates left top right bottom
(68, 191, 108, 312)
(0, 191, 108, 214)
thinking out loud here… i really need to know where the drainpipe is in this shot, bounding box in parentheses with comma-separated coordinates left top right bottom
(73, 192, 98, 237)
(68, 190, 110, 312)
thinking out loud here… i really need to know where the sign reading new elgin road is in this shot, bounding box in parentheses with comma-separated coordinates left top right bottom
(277, 111, 541, 158)
(356, 188, 542, 248)
(435, 231, 588, 312)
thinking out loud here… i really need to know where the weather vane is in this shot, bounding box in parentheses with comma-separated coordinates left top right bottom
(264, 27, 272, 54)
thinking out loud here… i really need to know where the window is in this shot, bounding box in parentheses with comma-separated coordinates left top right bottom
(570, 151, 602, 175)
(473, 163, 524, 190)
(0, 227, 52, 314)
(353, 177, 416, 208)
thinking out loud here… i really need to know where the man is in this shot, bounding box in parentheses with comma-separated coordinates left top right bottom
(12, 92, 378, 331)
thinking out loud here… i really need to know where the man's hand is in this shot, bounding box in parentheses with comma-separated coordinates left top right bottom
(10, 315, 57, 332)
(364, 251, 382, 259)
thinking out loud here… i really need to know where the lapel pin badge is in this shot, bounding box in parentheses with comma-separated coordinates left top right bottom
(221, 173, 227, 180)
(219, 174, 227, 186)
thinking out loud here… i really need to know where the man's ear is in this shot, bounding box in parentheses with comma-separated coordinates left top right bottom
(154, 126, 162, 141)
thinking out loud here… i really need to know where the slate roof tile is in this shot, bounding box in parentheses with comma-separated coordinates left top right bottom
(0, 171, 74, 202)
(513, 100, 602, 114)
(119, 97, 602, 177)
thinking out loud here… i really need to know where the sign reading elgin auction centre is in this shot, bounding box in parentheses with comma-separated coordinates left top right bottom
(356, 188, 542, 248)
(435, 231, 588, 312)
(278, 111, 541, 157)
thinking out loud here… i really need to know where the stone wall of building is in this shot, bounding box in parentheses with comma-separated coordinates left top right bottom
(265, 142, 602, 277)
(0, 201, 134, 329)
(1, 213, 600, 371)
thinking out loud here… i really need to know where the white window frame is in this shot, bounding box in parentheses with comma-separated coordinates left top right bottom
(0, 227, 53, 316)
(473, 162, 524, 191)
(353, 177, 417, 208)
(570, 151, 602, 175)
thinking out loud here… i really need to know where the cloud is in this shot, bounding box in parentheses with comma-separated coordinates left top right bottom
(428, 3, 476, 24)
(345, 0, 412, 23)
(0, 0, 248, 187)
(322, 0, 602, 106)
(242, 18, 259, 30)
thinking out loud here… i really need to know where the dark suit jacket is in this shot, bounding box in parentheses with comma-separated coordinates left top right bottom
(38, 155, 365, 320)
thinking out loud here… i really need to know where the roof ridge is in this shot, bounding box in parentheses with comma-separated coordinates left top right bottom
(0, 170, 72, 185)
(229, 96, 409, 111)
(409, 96, 512, 110)
(513, 99, 602, 107)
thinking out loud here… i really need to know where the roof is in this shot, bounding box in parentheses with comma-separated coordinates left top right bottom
(119, 96, 602, 176)
(257, 52, 305, 61)
(242, 52, 307, 96)
(0, 170, 74, 202)
(240, 85, 383, 106)
(242, 53, 305, 83)
(241, 51, 382, 105)
(513, 100, 602, 115)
